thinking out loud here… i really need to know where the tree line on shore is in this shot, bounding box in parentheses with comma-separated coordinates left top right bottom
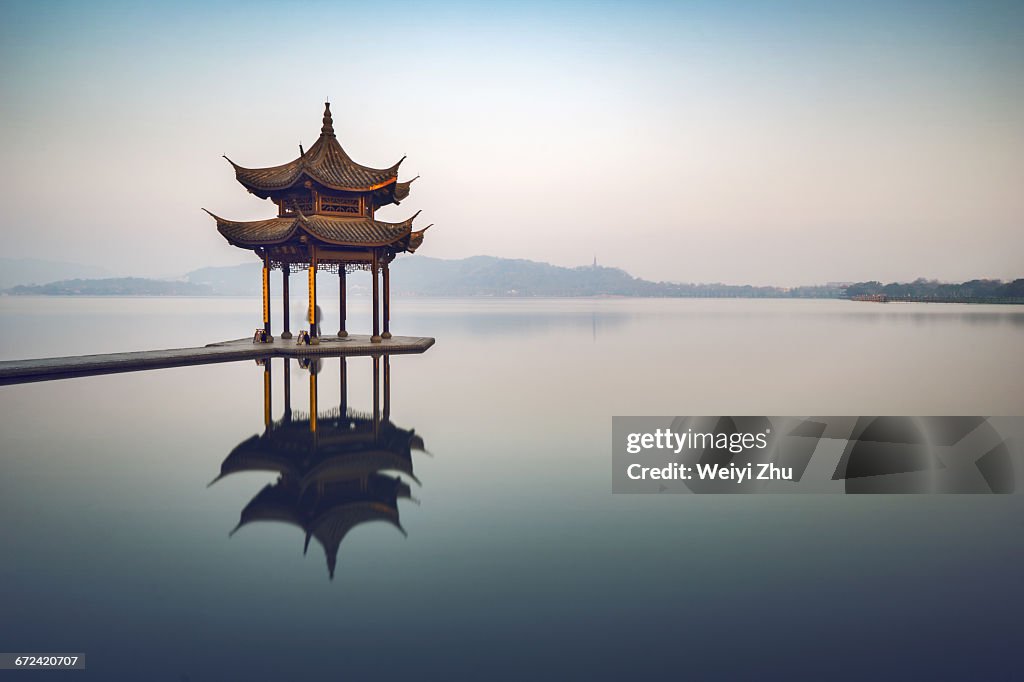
(845, 278, 1024, 302)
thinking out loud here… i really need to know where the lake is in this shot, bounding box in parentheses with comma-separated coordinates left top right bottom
(1, 296, 1022, 680)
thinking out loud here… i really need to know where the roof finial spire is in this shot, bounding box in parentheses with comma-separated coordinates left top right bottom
(321, 102, 334, 136)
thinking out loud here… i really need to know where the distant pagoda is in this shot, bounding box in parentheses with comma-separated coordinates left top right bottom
(205, 103, 429, 343)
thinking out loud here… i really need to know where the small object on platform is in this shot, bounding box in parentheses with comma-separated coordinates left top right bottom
(252, 329, 273, 344)
(298, 357, 322, 374)
(296, 330, 311, 345)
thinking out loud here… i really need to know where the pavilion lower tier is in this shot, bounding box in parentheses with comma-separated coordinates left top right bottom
(258, 245, 397, 345)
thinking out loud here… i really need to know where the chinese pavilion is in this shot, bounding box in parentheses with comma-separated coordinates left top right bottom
(205, 103, 429, 344)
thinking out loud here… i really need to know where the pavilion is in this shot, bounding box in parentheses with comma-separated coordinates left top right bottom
(206, 103, 430, 344)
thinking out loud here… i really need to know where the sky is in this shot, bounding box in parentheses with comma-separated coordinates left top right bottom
(0, 0, 1022, 286)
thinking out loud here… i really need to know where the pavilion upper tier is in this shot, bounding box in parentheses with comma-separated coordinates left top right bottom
(224, 102, 415, 208)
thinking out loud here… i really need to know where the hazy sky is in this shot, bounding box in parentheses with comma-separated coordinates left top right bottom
(1, 0, 1022, 285)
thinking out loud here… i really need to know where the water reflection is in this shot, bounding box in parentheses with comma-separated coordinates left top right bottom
(211, 355, 425, 579)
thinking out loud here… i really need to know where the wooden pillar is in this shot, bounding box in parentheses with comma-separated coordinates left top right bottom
(262, 254, 272, 338)
(382, 260, 392, 339)
(339, 357, 348, 415)
(371, 250, 382, 343)
(338, 268, 348, 337)
(281, 266, 292, 339)
(308, 250, 319, 345)
(383, 354, 391, 421)
(283, 358, 292, 421)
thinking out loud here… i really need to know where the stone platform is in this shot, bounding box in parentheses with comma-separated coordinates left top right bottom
(0, 335, 434, 385)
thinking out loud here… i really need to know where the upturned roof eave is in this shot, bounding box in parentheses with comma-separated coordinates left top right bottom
(225, 135, 403, 196)
(207, 210, 422, 250)
(234, 169, 400, 197)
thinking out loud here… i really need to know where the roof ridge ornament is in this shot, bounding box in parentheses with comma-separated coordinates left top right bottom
(321, 102, 334, 136)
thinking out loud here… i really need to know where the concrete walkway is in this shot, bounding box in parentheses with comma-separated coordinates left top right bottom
(0, 334, 434, 385)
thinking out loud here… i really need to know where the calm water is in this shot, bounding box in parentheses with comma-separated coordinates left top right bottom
(1, 297, 1022, 680)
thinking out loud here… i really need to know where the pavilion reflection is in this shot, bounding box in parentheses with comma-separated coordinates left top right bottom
(211, 355, 425, 579)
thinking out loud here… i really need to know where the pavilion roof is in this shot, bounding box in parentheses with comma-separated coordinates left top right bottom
(204, 210, 430, 251)
(393, 177, 417, 204)
(225, 103, 404, 197)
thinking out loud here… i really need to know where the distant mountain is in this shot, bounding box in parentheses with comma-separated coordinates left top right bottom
(4, 256, 845, 298)
(6, 278, 211, 296)
(185, 264, 262, 296)
(389, 256, 842, 298)
(391, 256, 648, 296)
(12, 256, 1017, 301)
(178, 257, 843, 298)
(0, 258, 109, 289)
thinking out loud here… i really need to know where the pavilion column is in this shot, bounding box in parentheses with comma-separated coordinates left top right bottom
(338, 268, 348, 337)
(382, 260, 392, 339)
(281, 266, 292, 339)
(262, 254, 272, 338)
(308, 249, 319, 345)
(371, 250, 382, 343)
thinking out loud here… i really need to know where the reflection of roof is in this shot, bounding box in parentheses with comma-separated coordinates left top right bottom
(306, 499, 406, 579)
(233, 474, 411, 579)
(212, 410, 424, 486)
(205, 211, 429, 251)
(300, 449, 419, 490)
(225, 103, 403, 197)
(231, 481, 303, 530)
